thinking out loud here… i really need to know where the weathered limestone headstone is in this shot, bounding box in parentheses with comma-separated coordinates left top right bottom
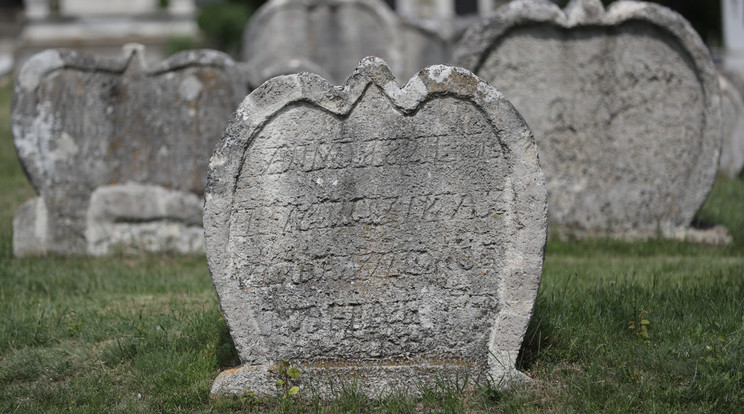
(12, 44, 249, 256)
(205, 57, 547, 396)
(719, 71, 744, 177)
(241, 0, 404, 86)
(455, 0, 723, 240)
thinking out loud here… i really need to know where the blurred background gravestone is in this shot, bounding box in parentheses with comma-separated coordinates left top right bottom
(0, 1, 727, 84)
(455, 0, 726, 242)
(723, 0, 744, 81)
(391, 0, 509, 40)
(719, 71, 744, 178)
(389, 0, 510, 77)
(205, 58, 547, 396)
(11, 45, 248, 256)
(241, 0, 404, 86)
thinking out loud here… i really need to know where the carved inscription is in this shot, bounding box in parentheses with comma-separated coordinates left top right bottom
(233, 191, 504, 234)
(230, 88, 509, 363)
(243, 133, 499, 176)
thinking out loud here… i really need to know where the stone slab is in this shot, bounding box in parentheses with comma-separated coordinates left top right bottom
(723, 0, 744, 53)
(455, 0, 723, 240)
(241, 0, 404, 86)
(719, 71, 744, 178)
(205, 57, 547, 397)
(11, 44, 249, 256)
(723, 0, 744, 84)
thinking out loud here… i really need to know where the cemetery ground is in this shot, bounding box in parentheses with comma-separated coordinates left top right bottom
(0, 82, 743, 413)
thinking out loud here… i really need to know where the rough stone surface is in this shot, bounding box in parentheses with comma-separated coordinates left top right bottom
(241, 0, 404, 86)
(12, 44, 249, 256)
(205, 58, 547, 397)
(719, 71, 744, 177)
(86, 183, 205, 255)
(455, 0, 723, 239)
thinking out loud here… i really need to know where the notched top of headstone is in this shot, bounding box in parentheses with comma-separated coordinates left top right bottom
(12, 44, 250, 256)
(455, 0, 723, 241)
(241, 0, 404, 86)
(205, 57, 547, 397)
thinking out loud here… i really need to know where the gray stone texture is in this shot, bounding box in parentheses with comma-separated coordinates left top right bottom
(205, 58, 547, 396)
(12, 44, 249, 256)
(455, 0, 723, 239)
(241, 0, 404, 86)
(719, 71, 744, 178)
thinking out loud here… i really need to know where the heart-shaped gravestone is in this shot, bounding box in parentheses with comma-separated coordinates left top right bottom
(205, 57, 547, 396)
(12, 44, 249, 256)
(455, 0, 722, 240)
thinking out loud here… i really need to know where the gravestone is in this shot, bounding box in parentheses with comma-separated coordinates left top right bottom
(455, 0, 723, 240)
(723, 0, 744, 81)
(400, 19, 451, 79)
(241, 0, 404, 86)
(12, 44, 249, 256)
(205, 57, 547, 396)
(719, 71, 744, 177)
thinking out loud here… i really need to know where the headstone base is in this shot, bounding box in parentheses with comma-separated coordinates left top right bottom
(211, 356, 530, 398)
(550, 225, 732, 246)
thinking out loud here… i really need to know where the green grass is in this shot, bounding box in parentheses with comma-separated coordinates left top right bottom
(1, 80, 743, 412)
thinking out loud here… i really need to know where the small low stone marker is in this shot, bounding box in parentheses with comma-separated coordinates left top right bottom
(205, 57, 547, 396)
(12, 44, 248, 256)
(455, 0, 723, 241)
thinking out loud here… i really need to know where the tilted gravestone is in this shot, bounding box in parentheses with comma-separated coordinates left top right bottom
(205, 57, 547, 396)
(455, 0, 723, 240)
(12, 44, 249, 256)
(241, 0, 404, 86)
(719, 71, 744, 178)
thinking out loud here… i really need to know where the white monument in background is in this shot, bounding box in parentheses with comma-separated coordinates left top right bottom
(723, 0, 744, 79)
(16, 0, 198, 68)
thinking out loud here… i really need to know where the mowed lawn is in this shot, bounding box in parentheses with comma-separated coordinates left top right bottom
(0, 80, 743, 413)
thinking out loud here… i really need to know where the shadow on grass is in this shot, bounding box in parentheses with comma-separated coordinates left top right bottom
(517, 293, 555, 372)
(216, 317, 239, 370)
